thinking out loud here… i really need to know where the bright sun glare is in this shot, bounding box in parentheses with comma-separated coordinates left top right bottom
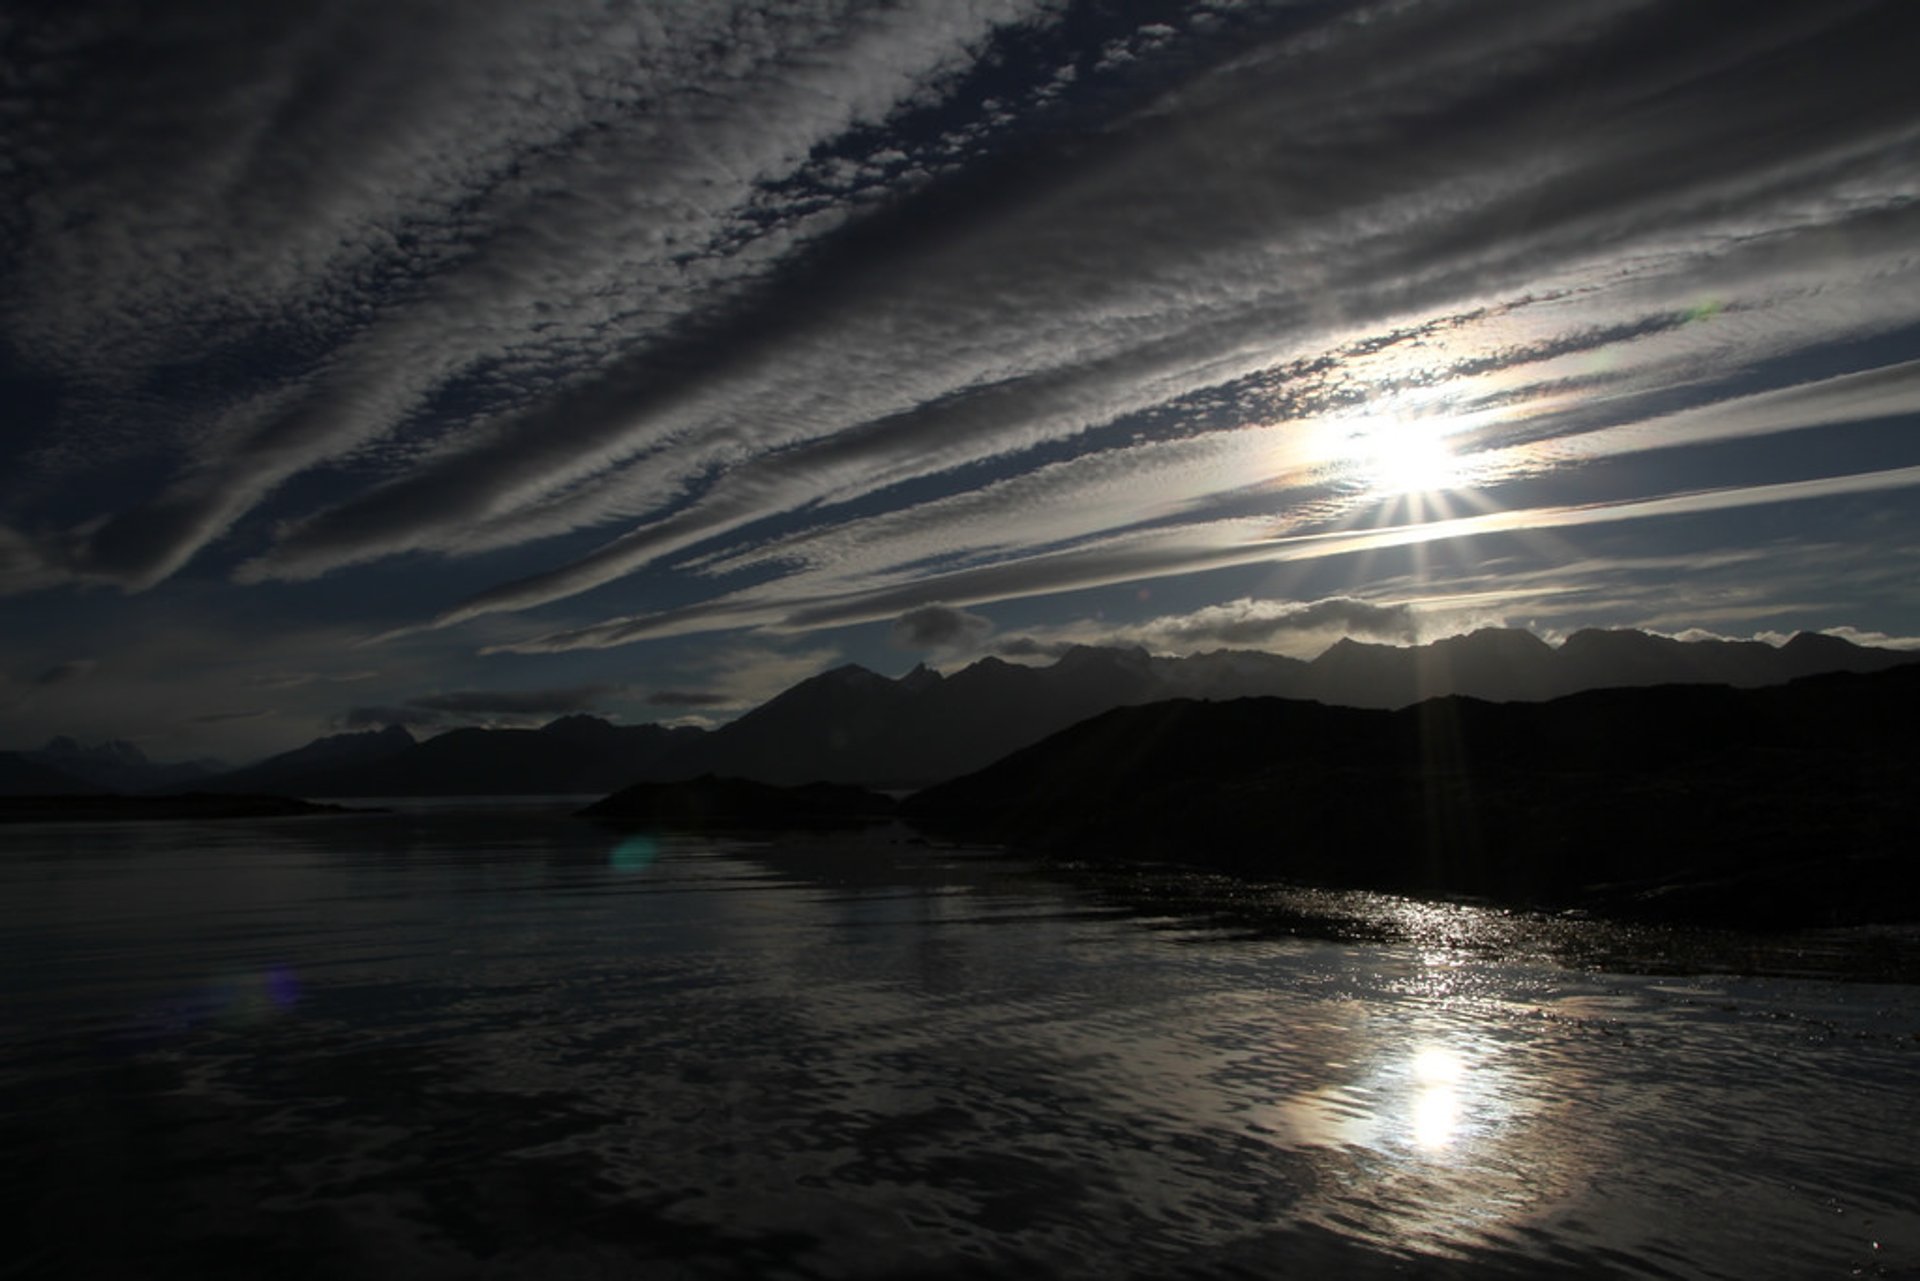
(1346, 414, 1464, 497)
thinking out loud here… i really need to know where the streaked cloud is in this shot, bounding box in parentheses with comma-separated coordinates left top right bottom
(985, 595, 1443, 662)
(1124, 597, 1423, 651)
(4, 1, 1918, 754)
(190, 709, 274, 725)
(494, 463, 1920, 651)
(406, 685, 623, 716)
(646, 690, 733, 709)
(343, 705, 445, 731)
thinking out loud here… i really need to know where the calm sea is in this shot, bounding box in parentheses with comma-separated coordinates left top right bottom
(3, 800, 1917, 1279)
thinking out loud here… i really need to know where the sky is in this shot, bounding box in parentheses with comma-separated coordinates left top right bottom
(4, 0, 1919, 763)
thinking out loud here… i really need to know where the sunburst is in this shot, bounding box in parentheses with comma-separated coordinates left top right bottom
(1342, 413, 1466, 498)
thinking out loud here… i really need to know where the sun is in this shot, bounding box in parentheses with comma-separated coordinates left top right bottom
(1344, 414, 1465, 497)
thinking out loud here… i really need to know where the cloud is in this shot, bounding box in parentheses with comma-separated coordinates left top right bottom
(32, 659, 97, 686)
(343, 705, 444, 730)
(888, 604, 993, 651)
(405, 684, 622, 715)
(6, 0, 1919, 672)
(190, 709, 273, 725)
(0, 524, 75, 596)
(245, 669, 380, 690)
(993, 636, 1076, 661)
(6, 0, 1045, 591)
(985, 596, 1434, 661)
(359, 3, 1920, 634)
(646, 689, 733, 708)
(493, 460, 1920, 652)
(1753, 626, 1920, 652)
(1125, 597, 1423, 650)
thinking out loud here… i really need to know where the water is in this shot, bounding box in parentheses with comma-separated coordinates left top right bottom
(3, 801, 1917, 1279)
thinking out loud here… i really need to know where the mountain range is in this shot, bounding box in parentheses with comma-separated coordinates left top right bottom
(621, 627, 1916, 788)
(0, 736, 224, 797)
(14, 626, 1918, 798)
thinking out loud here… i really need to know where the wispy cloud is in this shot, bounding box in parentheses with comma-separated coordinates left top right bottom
(406, 684, 623, 716)
(646, 690, 733, 709)
(6, 0, 1918, 671)
(6, 0, 1045, 589)
(495, 462, 1920, 650)
(342, 706, 444, 731)
(32, 659, 97, 686)
(986, 595, 1438, 662)
(190, 708, 274, 725)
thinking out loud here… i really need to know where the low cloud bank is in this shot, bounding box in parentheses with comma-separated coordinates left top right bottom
(890, 604, 993, 652)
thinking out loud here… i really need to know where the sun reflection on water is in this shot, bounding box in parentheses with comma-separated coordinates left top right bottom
(1409, 1044, 1465, 1150)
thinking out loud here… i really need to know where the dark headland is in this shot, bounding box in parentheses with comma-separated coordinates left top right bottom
(0, 792, 368, 823)
(902, 665, 1920, 928)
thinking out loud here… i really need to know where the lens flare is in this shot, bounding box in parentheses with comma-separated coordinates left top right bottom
(611, 834, 661, 873)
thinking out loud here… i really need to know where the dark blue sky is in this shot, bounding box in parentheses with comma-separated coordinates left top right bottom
(4, 0, 1919, 761)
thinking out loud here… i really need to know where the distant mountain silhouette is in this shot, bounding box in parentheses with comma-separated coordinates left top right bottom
(28, 737, 223, 793)
(0, 751, 105, 797)
(622, 628, 1913, 787)
(197, 718, 703, 797)
(185, 627, 1918, 796)
(643, 647, 1174, 787)
(903, 666, 1920, 927)
(191, 724, 418, 795)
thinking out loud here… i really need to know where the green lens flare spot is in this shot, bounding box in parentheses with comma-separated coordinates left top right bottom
(611, 834, 660, 874)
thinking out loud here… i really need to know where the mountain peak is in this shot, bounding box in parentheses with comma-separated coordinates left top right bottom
(40, 736, 150, 765)
(1782, 630, 1860, 654)
(1054, 643, 1153, 673)
(1454, 626, 1554, 650)
(820, 663, 887, 687)
(1561, 627, 1662, 649)
(1312, 636, 1377, 660)
(897, 662, 944, 693)
(540, 713, 617, 739)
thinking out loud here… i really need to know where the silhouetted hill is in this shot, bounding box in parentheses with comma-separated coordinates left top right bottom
(194, 724, 417, 795)
(580, 775, 897, 830)
(903, 666, 1920, 928)
(0, 751, 105, 797)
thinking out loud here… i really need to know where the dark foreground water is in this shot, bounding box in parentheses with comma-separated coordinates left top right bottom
(3, 802, 1917, 1280)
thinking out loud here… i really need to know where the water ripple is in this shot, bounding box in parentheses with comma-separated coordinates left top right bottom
(2, 809, 1916, 1278)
